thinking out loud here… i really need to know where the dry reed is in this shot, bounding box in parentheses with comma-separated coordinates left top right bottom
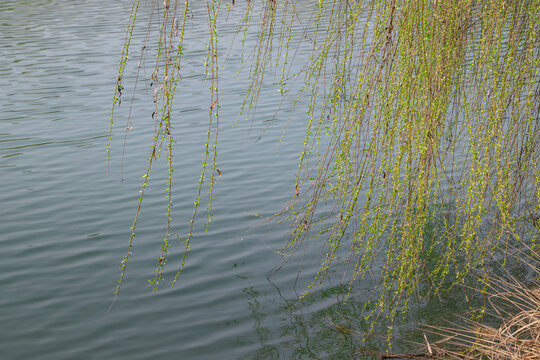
(424, 250, 539, 359)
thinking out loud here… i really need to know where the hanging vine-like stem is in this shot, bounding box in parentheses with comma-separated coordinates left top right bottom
(109, 0, 540, 333)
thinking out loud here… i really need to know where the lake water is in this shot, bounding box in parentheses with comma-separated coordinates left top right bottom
(0, 1, 463, 358)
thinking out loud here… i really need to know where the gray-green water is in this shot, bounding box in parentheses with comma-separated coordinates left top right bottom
(0, 1, 460, 359)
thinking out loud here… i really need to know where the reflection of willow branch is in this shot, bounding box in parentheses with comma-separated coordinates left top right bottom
(265, 271, 298, 309)
(261, 270, 453, 357)
(275, 284, 387, 359)
(239, 286, 281, 360)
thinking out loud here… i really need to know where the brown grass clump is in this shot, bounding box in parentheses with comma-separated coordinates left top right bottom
(424, 251, 540, 360)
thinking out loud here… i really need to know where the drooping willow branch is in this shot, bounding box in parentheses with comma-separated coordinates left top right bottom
(108, 0, 540, 330)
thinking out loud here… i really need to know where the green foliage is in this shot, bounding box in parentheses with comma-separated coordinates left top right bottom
(109, 0, 540, 332)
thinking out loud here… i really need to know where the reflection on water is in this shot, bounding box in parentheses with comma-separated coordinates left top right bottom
(237, 278, 488, 359)
(238, 280, 407, 359)
(238, 287, 281, 359)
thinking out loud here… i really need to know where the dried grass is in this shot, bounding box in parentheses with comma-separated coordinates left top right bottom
(424, 251, 540, 360)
